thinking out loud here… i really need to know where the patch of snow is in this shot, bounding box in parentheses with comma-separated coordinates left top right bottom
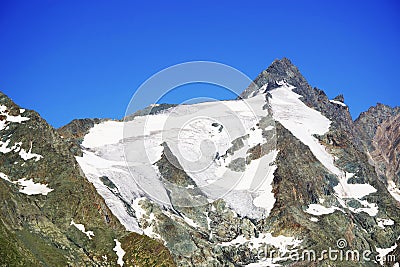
(5, 114, 30, 123)
(329, 99, 347, 107)
(16, 178, 53, 195)
(276, 80, 286, 86)
(0, 105, 29, 124)
(0, 172, 53, 196)
(0, 140, 43, 161)
(226, 229, 302, 266)
(334, 173, 377, 199)
(249, 84, 268, 98)
(19, 109, 25, 113)
(377, 218, 394, 229)
(252, 150, 278, 215)
(388, 181, 400, 202)
(309, 217, 319, 222)
(181, 214, 199, 228)
(0, 172, 11, 182)
(0, 139, 13, 153)
(220, 232, 302, 251)
(334, 173, 378, 216)
(305, 204, 342, 216)
(131, 198, 162, 240)
(18, 142, 43, 161)
(376, 243, 397, 265)
(113, 239, 125, 267)
(211, 204, 216, 212)
(70, 220, 95, 239)
(348, 199, 378, 216)
(205, 211, 213, 240)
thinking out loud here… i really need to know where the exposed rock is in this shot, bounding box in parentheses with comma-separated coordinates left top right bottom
(333, 94, 345, 103)
(371, 113, 400, 185)
(354, 103, 400, 150)
(0, 92, 175, 266)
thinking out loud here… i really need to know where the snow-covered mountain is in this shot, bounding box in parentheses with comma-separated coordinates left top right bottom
(1, 58, 400, 266)
(70, 58, 400, 266)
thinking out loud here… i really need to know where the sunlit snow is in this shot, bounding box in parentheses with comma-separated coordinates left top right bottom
(0, 139, 43, 162)
(377, 218, 394, 229)
(70, 220, 95, 239)
(18, 142, 43, 161)
(0, 172, 53, 195)
(16, 178, 53, 195)
(388, 180, 400, 202)
(0, 104, 30, 131)
(269, 82, 340, 176)
(305, 204, 343, 216)
(113, 239, 125, 267)
(376, 243, 397, 265)
(329, 99, 347, 107)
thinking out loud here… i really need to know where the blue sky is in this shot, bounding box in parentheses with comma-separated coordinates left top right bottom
(0, 0, 399, 127)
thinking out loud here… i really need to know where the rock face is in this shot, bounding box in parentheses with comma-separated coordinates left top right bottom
(356, 107, 400, 188)
(2, 58, 400, 267)
(372, 113, 400, 184)
(355, 103, 400, 151)
(0, 93, 174, 266)
(354, 104, 400, 188)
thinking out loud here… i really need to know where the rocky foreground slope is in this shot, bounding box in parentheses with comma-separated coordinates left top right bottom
(1, 58, 400, 266)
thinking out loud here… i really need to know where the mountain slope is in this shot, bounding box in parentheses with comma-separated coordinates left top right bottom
(0, 93, 175, 266)
(73, 58, 400, 266)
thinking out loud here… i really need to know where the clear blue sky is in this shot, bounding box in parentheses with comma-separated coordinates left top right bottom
(0, 0, 399, 127)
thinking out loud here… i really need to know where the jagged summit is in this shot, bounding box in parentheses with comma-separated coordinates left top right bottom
(260, 57, 308, 88)
(241, 58, 355, 137)
(333, 94, 345, 103)
(240, 57, 309, 98)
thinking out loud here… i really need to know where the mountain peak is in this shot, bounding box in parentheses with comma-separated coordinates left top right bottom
(333, 94, 345, 103)
(240, 57, 309, 98)
(269, 57, 296, 70)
